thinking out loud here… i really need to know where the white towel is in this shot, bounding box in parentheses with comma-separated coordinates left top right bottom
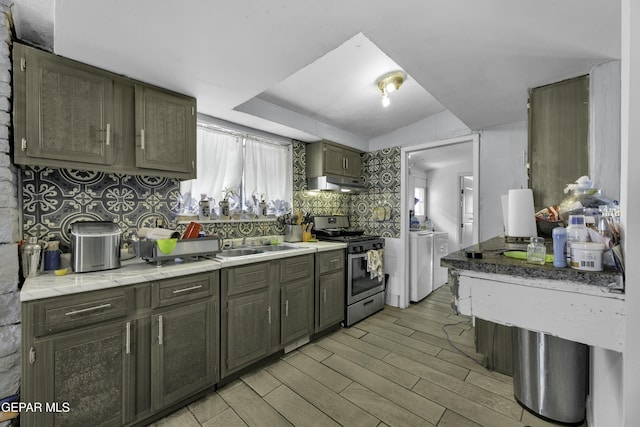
(367, 249, 384, 282)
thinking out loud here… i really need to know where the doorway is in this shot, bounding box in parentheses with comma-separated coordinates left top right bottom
(399, 134, 480, 309)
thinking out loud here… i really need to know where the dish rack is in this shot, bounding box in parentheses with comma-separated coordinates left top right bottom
(139, 236, 222, 266)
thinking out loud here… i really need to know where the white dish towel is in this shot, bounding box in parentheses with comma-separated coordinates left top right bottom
(367, 249, 384, 282)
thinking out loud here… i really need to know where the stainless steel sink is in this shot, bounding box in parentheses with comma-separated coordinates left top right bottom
(256, 244, 296, 252)
(217, 248, 260, 258)
(216, 244, 296, 258)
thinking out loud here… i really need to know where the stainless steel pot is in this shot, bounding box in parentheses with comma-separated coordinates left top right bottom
(70, 221, 122, 273)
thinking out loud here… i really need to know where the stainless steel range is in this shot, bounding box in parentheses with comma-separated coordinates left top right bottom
(313, 216, 386, 326)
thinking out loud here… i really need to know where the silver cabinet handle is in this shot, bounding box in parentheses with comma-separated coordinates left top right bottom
(323, 289, 327, 303)
(285, 300, 289, 317)
(172, 284, 202, 294)
(158, 315, 163, 345)
(141, 129, 145, 150)
(65, 303, 111, 316)
(345, 158, 349, 169)
(125, 321, 131, 354)
(329, 258, 340, 264)
(267, 307, 271, 324)
(106, 123, 111, 146)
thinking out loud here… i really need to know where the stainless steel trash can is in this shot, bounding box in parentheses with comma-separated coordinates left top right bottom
(513, 328, 588, 424)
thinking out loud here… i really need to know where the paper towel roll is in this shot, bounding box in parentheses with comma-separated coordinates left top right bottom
(507, 189, 537, 238)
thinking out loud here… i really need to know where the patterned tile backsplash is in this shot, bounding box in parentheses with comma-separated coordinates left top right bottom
(22, 142, 401, 245)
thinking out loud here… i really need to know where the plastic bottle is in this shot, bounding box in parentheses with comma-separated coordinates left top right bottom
(565, 215, 589, 264)
(552, 227, 567, 268)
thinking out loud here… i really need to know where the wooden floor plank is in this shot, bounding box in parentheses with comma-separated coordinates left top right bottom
(187, 392, 230, 424)
(437, 348, 513, 383)
(363, 315, 415, 336)
(266, 360, 380, 427)
(356, 321, 442, 356)
(217, 380, 292, 426)
(283, 351, 352, 393)
(241, 367, 282, 397)
(361, 334, 470, 381)
(150, 407, 201, 427)
(410, 329, 479, 356)
(383, 353, 523, 421)
(340, 382, 436, 427)
(201, 408, 248, 427)
(263, 384, 341, 427)
(437, 410, 483, 427)
(331, 330, 392, 359)
(322, 353, 446, 425)
(297, 342, 333, 362)
(316, 337, 420, 389)
(412, 379, 526, 427)
(465, 371, 515, 399)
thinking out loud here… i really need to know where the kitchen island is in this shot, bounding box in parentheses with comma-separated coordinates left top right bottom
(441, 235, 624, 352)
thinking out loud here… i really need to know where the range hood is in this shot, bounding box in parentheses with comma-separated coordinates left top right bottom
(307, 175, 366, 193)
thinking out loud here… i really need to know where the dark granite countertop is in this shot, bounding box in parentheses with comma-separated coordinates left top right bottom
(441, 236, 623, 291)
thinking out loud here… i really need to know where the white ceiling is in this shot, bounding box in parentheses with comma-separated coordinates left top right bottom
(11, 0, 620, 151)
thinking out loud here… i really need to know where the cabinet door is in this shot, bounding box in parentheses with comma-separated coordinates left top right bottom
(224, 289, 271, 376)
(318, 270, 345, 331)
(24, 48, 114, 165)
(152, 300, 215, 410)
(24, 321, 133, 427)
(528, 75, 589, 209)
(343, 149, 361, 178)
(135, 85, 196, 174)
(324, 144, 347, 176)
(281, 278, 314, 345)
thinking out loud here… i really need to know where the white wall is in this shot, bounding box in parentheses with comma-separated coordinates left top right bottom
(426, 159, 472, 252)
(478, 121, 529, 241)
(620, 1, 640, 425)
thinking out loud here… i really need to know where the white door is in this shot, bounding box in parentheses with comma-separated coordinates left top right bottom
(459, 175, 474, 248)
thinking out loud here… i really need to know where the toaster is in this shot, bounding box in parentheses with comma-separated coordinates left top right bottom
(70, 221, 122, 273)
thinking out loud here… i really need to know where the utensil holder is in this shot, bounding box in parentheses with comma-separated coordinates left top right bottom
(284, 225, 302, 242)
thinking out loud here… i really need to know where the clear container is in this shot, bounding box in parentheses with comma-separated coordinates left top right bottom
(527, 237, 547, 265)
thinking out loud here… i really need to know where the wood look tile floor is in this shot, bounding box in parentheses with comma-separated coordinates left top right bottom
(152, 285, 586, 427)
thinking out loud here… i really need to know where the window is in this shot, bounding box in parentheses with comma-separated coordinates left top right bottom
(414, 186, 425, 216)
(179, 124, 292, 217)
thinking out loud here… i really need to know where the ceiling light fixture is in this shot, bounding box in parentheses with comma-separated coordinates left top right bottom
(377, 70, 406, 107)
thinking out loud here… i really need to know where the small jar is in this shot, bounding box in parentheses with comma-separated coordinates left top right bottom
(527, 236, 546, 265)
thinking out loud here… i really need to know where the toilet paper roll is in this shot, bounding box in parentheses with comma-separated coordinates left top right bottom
(507, 189, 537, 238)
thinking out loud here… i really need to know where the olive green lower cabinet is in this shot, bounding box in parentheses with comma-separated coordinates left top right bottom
(315, 250, 346, 331)
(21, 272, 219, 427)
(221, 254, 314, 379)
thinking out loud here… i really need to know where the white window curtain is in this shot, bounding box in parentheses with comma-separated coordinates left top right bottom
(244, 138, 292, 211)
(179, 124, 292, 216)
(180, 127, 243, 211)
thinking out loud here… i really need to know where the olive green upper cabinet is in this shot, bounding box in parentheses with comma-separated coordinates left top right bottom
(306, 140, 362, 179)
(14, 43, 115, 166)
(13, 42, 197, 180)
(135, 85, 196, 175)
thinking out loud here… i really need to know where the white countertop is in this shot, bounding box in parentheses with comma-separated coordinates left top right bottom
(21, 241, 347, 302)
